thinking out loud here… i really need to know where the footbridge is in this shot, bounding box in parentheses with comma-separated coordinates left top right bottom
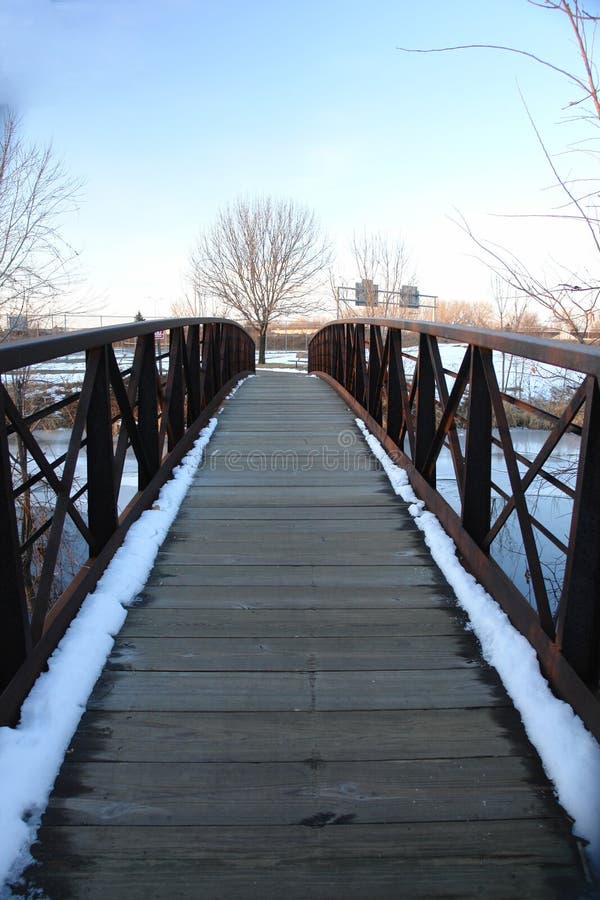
(1, 317, 599, 897)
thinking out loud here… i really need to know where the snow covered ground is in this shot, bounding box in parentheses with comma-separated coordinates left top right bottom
(259, 349, 307, 367)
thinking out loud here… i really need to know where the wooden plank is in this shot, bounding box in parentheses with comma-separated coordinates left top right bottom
(23, 820, 588, 900)
(213, 423, 368, 433)
(201, 439, 376, 452)
(87, 668, 508, 712)
(154, 546, 433, 566)
(19, 857, 587, 900)
(137, 584, 457, 609)
(160, 531, 426, 548)
(42, 757, 564, 827)
(106, 635, 483, 672)
(147, 565, 447, 586)
(68, 708, 535, 762)
(28, 818, 582, 864)
(120, 607, 467, 637)
(192, 473, 391, 487)
(174, 505, 410, 520)
(173, 487, 402, 506)
(203, 439, 375, 452)
(168, 517, 416, 534)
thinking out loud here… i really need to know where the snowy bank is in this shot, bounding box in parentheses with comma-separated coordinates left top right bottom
(356, 417, 600, 873)
(0, 377, 249, 893)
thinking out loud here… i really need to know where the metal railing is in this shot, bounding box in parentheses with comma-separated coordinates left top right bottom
(309, 318, 600, 741)
(0, 318, 255, 724)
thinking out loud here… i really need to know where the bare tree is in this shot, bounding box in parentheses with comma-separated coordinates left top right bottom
(0, 111, 80, 338)
(0, 112, 84, 603)
(492, 276, 542, 334)
(399, 1, 600, 342)
(170, 283, 223, 319)
(491, 277, 542, 391)
(338, 231, 414, 317)
(436, 298, 494, 327)
(190, 197, 330, 363)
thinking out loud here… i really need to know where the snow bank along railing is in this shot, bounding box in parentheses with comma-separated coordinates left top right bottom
(0, 318, 255, 725)
(309, 318, 600, 741)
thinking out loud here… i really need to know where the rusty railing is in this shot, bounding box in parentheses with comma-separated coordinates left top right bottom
(309, 318, 600, 740)
(0, 318, 255, 724)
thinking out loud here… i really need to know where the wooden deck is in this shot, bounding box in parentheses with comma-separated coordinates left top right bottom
(23, 373, 587, 898)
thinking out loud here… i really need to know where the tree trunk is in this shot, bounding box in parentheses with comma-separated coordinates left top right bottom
(258, 328, 267, 364)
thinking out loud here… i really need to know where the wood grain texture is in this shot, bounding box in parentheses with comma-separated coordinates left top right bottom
(22, 372, 587, 899)
(106, 634, 483, 671)
(119, 606, 467, 637)
(67, 708, 536, 762)
(137, 584, 457, 609)
(43, 756, 562, 827)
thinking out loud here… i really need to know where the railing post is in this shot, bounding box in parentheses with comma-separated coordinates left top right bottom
(559, 376, 600, 687)
(386, 328, 403, 445)
(415, 334, 436, 487)
(137, 333, 160, 489)
(462, 346, 492, 549)
(354, 324, 367, 408)
(221, 324, 232, 384)
(334, 324, 345, 384)
(86, 346, 118, 556)
(166, 328, 185, 450)
(344, 325, 353, 393)
(368, 325, 383, 425)
(185, 324, 201, 425)
(0, 387, 31, 692)
(203, 322, 222, 405)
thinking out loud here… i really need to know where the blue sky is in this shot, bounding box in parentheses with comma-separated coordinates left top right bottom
(1, 0, 596, 319)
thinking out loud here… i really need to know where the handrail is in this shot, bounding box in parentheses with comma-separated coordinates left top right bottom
(309, 317, 600, 741)
(0, 318, 255, 724)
